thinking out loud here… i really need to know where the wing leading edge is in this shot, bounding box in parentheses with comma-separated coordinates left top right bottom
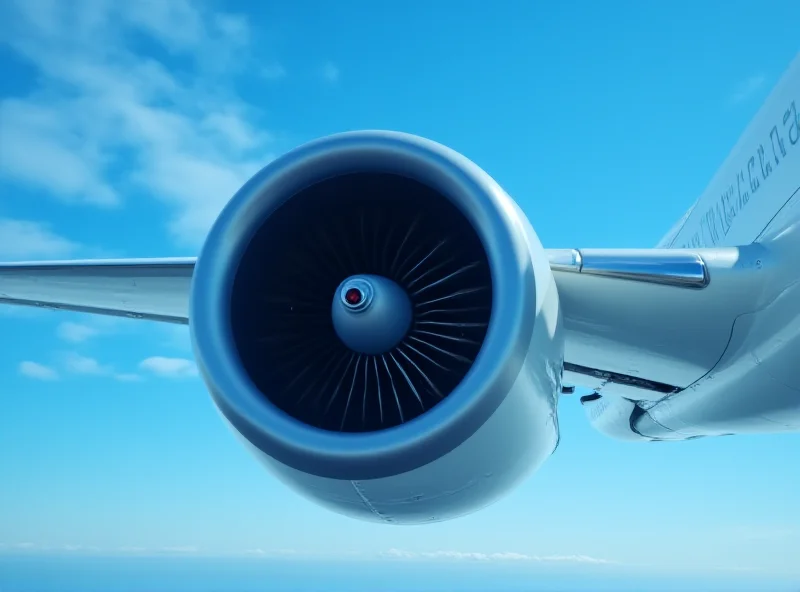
(0, 258, 195, 324)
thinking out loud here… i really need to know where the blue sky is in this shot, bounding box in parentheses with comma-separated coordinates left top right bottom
(0, 0, 799, 580)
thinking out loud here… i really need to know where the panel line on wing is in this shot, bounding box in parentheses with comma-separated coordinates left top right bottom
(564, 362, 680, 394)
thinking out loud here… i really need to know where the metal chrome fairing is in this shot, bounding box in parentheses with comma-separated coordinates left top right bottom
(190, 131, 563, 523)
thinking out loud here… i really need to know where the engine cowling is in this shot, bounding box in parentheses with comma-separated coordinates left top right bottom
(190, 131, 564, 524)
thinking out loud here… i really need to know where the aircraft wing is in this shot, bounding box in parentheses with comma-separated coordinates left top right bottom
(0, 245, 769, 398)
(0, 258, 195, 324)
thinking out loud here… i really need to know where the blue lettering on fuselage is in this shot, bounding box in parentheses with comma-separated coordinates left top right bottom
(678, 100, 798, 248)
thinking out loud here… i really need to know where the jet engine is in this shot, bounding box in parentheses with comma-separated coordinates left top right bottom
(190, 131, 564, 524)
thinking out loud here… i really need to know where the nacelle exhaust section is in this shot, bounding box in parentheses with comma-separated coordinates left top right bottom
(190, 131, 564, 524)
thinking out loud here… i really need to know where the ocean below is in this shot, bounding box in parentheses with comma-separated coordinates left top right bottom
(0, 556, 797, 592)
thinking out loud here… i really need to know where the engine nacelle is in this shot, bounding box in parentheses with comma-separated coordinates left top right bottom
(190, 131, 564, 524)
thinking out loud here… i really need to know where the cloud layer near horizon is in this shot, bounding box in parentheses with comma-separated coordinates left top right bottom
(0, 542, 616, 565)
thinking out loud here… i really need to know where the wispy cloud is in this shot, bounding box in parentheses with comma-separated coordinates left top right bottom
(243, 548, 298, 557)
(0, 99, 120, 206)
(18, 361, 59, 381)
(379, 549, 616, 564)
(139, 356, 197, 378)
(57, 322, 98, 343)
(63, 352, 113, 376)
(1, 543, 108, 554)
(731, 74, 766, 104)
(61, 352, 140, 382)
(0, 0, 278, 245)
(63, 544, 101, 552)
(160, 546, 199, 554)
(0, 218, 79, 260)
(0, 544, 617, 565)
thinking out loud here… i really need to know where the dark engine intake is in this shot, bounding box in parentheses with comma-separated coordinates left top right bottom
(190, 131, 564, 524)
(232, 173, 492, 433)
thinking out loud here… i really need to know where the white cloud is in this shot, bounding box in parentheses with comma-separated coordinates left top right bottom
(0, 0, 278, 245)
(139, 356, 197, 378)
(321, 61, 340, 83)
(13, 542, 36, 549)
(243, 548, 298, 556)
(62, 544, 100, 552)
(0, 100, 119, 206)
(0, 544, 618, 565)
(63, 352, 112, 375)
(19, 361, 59, 381)
(0, 542, 101, 554)
(61, 352, 140, 382)
(380, 549, 614, 565)
(57, 322, 98, 343)
(0, 218, 79, 260)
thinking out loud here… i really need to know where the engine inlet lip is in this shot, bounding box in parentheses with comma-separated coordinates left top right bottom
(191, 130, 537, 481)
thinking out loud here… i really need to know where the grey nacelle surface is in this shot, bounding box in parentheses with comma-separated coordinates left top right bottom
(190, 131, 564, 524)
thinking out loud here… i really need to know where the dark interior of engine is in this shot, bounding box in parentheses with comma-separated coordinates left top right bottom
(231, 173, 492, 433)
